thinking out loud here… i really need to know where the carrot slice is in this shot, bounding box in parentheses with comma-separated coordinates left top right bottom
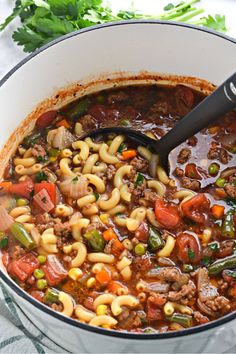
(211, 204, 225, 219)
(215, 188, 227, 199)
(111, 239, 125, 257)
(107, 281, 123, 293)
(56, 119, 70, 129)
(121, 149, 137, 160)
(103, 228, 117, 241)
(0, 181, 12, 193)
(96, 268, 111, 284)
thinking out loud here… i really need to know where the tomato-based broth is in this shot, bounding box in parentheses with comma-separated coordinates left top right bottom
(1, 84, 236, 333)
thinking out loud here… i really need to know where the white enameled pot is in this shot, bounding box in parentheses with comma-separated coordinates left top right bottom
(0, 21, 236, 353)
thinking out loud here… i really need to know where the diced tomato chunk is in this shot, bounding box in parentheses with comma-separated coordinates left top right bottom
(10, 253, 39, 282)
(135, 222, 149, 242)
(155, 198, 180, 229)
(176, 85, 194, 108)
(35, 110, 57, 129)
(185, 163, 202, 180)
(34, 182, 56, 206)
(176, 232, 202, 264)
(42, 255, 67, 286)
(9, 178, 34, 199)
(30, 290, 44, 302)
(181, 194, 210, 224)
(146, 295, 166, 322)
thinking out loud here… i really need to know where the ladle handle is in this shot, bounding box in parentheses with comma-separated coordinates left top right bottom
(156, 72, 236, 156)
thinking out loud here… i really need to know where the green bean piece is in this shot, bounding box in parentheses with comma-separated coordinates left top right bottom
(44, 288, 60, 304)
(93, 192, 100, 201)
(10, 222, 36, 249)
(208, 163, 219, 176)
(67, 98, 90, 120)
(23, 132, 41, 148)
(222, 209, 235, 238)
(148, 226, 164, 251)
(134, 243, 146, 256)
(84, 229, 105, 251)
(37, 279, 47, 290)
(169, 313, 193, 328)
(117, 142, 127, 153)
(96, 94, 105, 103)
(182, 264, 193, 273)
(215, 177, 226, 188)
(231, 146, 236, 154)
(0, 232, 8, 249)
(48, 148, 59, 157)
(208, 254, 236, 275)
(135, 173, 144, 187)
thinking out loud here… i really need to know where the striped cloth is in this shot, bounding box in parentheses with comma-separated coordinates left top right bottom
(0, 282, 68, 354)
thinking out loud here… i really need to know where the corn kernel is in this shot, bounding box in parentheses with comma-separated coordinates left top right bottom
(68, 268, 83, 281)
(96, 304, 108, 316)
(100, 213, 109, 225)
(16, 198, 29, 207)
(86, 277, 96, 288)
(75, 122, 83, 135)
(201, 228, 212, 246)
(63, 245, 72, 254)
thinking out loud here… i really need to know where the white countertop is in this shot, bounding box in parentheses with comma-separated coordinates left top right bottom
(0, 0, 236, 80)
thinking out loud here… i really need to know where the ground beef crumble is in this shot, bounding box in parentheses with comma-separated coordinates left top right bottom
(177, 148, 191, 164)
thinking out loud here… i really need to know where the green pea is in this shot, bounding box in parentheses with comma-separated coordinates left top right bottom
(231, 146, 236, 153)
(34, 269, 45, 279)
(36, 279, 47, 290)
(215, 177, 226, 188)
(134, 243, 146, 256)
(208, 163, 219, 176)
(37, 255, 47, 264)
(120, 119, 130, 126)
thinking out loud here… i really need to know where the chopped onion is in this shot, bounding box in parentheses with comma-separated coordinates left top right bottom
(220, 166, 236, 179)
(47, 126, 75, 149)
(0, 206, 14, 231)
(59, 176, 89, 199)
(0, 195, 16, 211)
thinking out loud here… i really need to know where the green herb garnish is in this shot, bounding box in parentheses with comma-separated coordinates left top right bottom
(0, 1, 227, 53)
(117, 142, 126, 153)
(35, 171, 48, 183)
(208, 242, 219, 252)
(72, 176, 79, 183)
(188, 249, 195, 260)
(135, 173, 144, 187)
(202, 256, 211, 266)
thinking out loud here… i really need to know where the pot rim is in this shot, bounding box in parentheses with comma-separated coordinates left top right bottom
(0, 19, 236, 340)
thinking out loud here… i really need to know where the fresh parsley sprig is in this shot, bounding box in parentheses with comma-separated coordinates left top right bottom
(0, 0, 227, 53)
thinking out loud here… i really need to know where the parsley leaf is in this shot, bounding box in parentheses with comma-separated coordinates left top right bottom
(13, 26, 46, 53)
(1, 1, 228, 53)
(188, 249, 195, 260)
(202, 14, 227, 32)
(202, 256, 210, 266)
(35, 171, 48, 182)
(164, 3, 175, 11)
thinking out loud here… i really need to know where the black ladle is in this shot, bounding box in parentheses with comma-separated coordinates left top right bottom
(83, 72, 236, 173)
